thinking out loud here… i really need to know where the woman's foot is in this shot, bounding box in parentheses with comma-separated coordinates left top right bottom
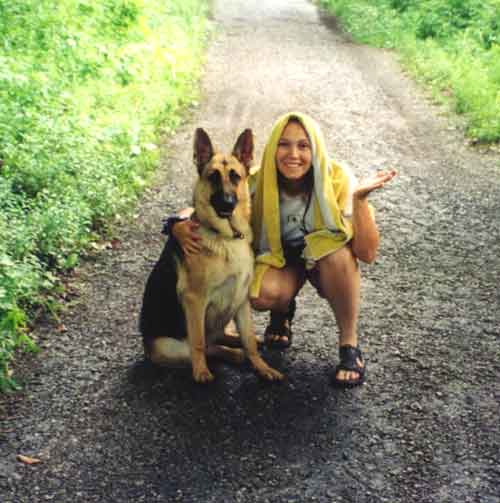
(264, 299, 296, 349)
(331, 345, 365, 387)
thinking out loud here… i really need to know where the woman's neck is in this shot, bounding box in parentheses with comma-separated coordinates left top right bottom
(278, 171, 313, 197)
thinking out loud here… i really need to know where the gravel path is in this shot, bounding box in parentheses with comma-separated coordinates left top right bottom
(1, 1, 499, 502)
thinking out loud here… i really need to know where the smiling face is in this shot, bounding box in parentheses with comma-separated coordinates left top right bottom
(275, 120, 313, 186)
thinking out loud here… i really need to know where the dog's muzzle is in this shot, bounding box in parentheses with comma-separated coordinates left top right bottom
(210, 191, 237, 218)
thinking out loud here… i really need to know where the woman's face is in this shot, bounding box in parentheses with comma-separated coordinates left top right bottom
(275, 120, 312, 182)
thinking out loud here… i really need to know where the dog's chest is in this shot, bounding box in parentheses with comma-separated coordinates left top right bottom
(178, 235, 253, 302)
(201, 238, 253, 330)
(207, 239, 253, 303)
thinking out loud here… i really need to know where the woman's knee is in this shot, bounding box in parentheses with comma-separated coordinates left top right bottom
(311, 246, 360, 299)
(250, 284, 288, 311)
(317, 245, 359, 276)
(251, 268, 302, 311)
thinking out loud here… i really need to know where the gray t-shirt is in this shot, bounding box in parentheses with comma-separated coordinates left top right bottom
(279, 170, 356, 250)
(279, 191, 312, 248)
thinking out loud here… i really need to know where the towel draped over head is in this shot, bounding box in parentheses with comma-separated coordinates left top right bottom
(249, 111, 355, 298)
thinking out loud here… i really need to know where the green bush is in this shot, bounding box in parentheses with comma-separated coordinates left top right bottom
(319, 0, 500, 142)
(0, 0, 209, 391)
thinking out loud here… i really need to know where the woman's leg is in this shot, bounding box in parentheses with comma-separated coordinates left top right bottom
(313, 245, 364, 383)
(251, 265, 305, 312)
(251, 265, 305, 345)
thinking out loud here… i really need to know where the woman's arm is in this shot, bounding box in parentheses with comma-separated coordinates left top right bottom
(350, 170, 397, 264)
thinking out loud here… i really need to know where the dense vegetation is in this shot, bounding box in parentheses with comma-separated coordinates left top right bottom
(319, 0, 500, 142)
(0, 0, 209, 390)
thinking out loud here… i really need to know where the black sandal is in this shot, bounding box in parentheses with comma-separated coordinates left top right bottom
(331, 345, 366, 388)
(264, 299, 296, 349)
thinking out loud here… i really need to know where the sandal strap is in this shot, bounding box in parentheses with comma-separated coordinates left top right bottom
(264, 299, 296, 348)
(268, 298, 296, 331)
(266, 315, 291, 337)
(268, 311, 288, 330)
(337, 345, 364, 373)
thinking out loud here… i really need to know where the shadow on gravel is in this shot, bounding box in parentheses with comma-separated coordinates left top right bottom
(116, 356, 364, 498)
(124, 357, 362, 450)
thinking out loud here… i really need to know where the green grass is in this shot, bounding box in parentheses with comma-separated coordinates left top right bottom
(0, 0, 210, 391)
(318, 0, 500, 142)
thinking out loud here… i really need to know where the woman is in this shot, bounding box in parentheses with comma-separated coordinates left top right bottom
(171, 112, 396, 387)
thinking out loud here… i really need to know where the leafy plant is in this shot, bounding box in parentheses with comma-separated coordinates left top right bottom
(0, 0, 210, 391)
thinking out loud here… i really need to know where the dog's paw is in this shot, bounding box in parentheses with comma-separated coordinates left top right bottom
(193, 367, 215, 383)
(227, 348, 245, 365)
(256, 364, 284, 382)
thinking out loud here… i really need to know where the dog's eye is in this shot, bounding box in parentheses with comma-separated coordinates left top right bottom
(229, 170, 241, 185)
(207, 171, 221, 186)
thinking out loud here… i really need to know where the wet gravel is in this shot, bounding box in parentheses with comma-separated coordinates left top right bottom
(1, 0, 499, 502)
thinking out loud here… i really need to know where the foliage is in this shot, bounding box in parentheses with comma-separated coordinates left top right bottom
(318, 0, 500, 142)
(0, 0, 209, 391)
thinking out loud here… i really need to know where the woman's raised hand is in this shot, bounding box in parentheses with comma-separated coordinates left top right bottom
(353, 169, 397, 200)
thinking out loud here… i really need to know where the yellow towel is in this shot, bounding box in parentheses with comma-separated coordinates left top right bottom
(250, 112, 354, 298)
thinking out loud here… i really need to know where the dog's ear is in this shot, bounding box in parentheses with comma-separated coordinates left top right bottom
(232, 129, 254, 172)
(193, 128, 214, 174)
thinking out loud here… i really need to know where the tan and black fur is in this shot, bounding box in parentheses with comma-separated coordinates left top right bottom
(140, 128, 283, 383)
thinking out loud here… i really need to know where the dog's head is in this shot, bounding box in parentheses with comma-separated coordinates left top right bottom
(193, 128, 254, 219)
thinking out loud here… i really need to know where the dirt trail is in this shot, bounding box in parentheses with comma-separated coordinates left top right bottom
(1, 1, 499, 502)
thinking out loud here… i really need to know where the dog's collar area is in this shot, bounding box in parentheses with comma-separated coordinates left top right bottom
(192, 213, 245, 240)
(209, 224, 244, 240)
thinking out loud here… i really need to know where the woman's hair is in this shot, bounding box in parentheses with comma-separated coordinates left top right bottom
(286, 116, 310, 135)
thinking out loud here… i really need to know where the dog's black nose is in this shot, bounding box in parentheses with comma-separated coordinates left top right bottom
(211, 191, 237, 216)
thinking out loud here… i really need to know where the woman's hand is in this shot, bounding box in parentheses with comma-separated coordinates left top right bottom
(353, 169, 397, 200)
(172, 219, 202, 256)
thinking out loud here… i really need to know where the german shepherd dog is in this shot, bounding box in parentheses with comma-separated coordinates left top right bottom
(140, 128, 283, 383)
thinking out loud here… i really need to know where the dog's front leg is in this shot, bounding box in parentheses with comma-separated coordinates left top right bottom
(183, 292, 213, 383)
(235, 301, 283, 381)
